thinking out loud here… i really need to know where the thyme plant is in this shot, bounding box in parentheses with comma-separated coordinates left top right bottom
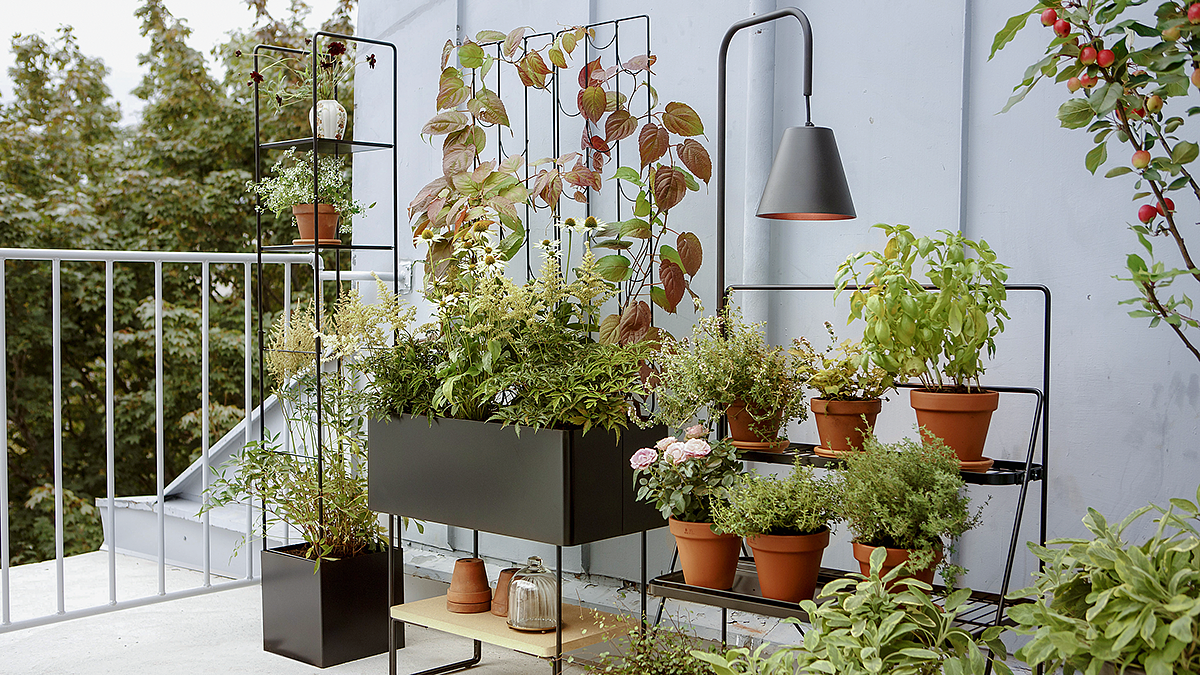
(710, 463, 840, 538)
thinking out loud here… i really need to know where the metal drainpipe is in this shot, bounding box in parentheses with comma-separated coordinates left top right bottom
(958, 0, 973, 237)
(741, 0, 777, 327)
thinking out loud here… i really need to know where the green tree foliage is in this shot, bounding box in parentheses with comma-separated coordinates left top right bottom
(0, 0, 355, 564)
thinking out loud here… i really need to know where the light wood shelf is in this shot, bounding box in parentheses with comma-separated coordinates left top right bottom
(390, 595, 632, 659)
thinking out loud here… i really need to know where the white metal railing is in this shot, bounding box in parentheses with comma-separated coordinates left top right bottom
(0, 249, 321, 633)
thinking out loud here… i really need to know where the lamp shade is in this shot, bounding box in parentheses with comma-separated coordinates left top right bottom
(755, 125, 855, 220)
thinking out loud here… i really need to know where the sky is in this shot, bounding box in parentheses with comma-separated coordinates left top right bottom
(2, 0, 343, 124)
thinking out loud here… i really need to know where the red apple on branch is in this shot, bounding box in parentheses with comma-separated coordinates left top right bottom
(1132, 150, 1152, 168)
(1042, 8, 1059, 26)
(1080, 46, 1098, 65)
(1138, 204, 1158, 223)
(1191, 3, 1200, 23)
(1097, 49, 1115, 68)
(1054, 19, 1071, 37)
(1158, 197, 1175, 216)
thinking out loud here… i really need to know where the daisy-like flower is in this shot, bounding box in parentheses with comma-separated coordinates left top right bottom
(534, 238, 561, 255)
(582, 215, 604, 232)
(481, 253, 506, 273)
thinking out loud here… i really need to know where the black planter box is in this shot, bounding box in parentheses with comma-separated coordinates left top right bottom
(261, 544, 403, 668)
(368, 414, 667, 546)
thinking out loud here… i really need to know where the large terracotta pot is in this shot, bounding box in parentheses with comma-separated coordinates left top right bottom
(446, 557, 491, 613)
(909, 389, 999, 471)
(852, 542, 942, 587)
(811, 398, 882, 457)
(291, 203, 341, 244)
(725, 399, 787, 452)
(746, 529, 830, 602)
(669, 518, 742, 590)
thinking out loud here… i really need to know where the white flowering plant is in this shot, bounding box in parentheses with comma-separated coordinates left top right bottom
(630, 425, 743, 522)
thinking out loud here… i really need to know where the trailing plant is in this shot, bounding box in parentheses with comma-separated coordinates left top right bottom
(246, 37, 377, 115)
(406, 25, 711, 347)
(836, 223, 1009, 392)
(837, 433, 984, 581)
(1007, 484, 1200, 675)
(654, 308, 810, 439)
(992, 1, 1200, 364)
(245, 147, 369, 232)
(630, 428, 742, 523)
(793, 321, 893, 401)
(710, 462, 840, 538)
(584, 621, 717, 675)
(204, 286, 414, 561)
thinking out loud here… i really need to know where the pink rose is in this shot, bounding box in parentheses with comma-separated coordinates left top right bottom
(655, 436, 678, 452)
(629, 447, 658, 470)
(683, 438, 710, 457)
(664, 442, 688, 464)
(684, 424, 708, 440)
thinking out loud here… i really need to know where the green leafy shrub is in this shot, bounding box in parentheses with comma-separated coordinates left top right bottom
(1008, 485, 1200, 675)
(654, 308, 809, 438)
(710, 462, 839, 537)
(838, 433, 983, 579)
(793, 322, 892, 401)
(245, 148, 368, 231)
(585, 621, 716, 675)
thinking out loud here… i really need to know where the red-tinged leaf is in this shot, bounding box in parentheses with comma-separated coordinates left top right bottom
(498, 154, 524, 174)
(440, 39, 453, 70)
(445, 126, 486, 154)
(517, 52, 550, 88)
(489, 195, 519, 222)
(591, 152, 606, 172)
(409, 176, 448, 218)
(437, 68, 468, 110)
(565, 163, 602, 190)
(412, 212, 430, 238)
(579, 86, 606, 122)
(677, 232, 703, 276)
(650, 286, 671, 312)
(639, 123, 669, 167)
(422, 111, 470, 136)
(441, 143, 475, 176)
(623, 54, 657, 72)
(527, 51, 551, 75)
(570, 191, 588, 204)
(503, 27, 526, 58)
(593, 65, 618, 85)
(605, 110, 637, 142)
(617, 301, 653, 345)
(578, 58, 601, 88)
(544, 173, 563, 208)
(548, 45, 567, 69)
(605, 90, 626, 112)
(471, 161, 495, 184)
(660, 260, 685, 312)
(469, 89, 509, 126)
(679, 139, 712, 183)
(475, 29, 507, 43)
(652, 166, 687, 211)
(598, 313, 621, 345)
(561, 30, 577, 54)
(426, 196, 445, 225)
(588, 135, 610, 153)
(662, 101, 704, 137)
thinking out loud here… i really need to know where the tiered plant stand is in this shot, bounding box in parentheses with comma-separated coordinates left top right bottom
(649, 284, 1051, 648)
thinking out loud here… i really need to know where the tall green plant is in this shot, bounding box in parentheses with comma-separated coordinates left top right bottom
(992, 0, 1200, 364)
(836, 223, 1009, 391)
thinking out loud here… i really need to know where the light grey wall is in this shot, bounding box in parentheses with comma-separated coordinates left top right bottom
(354, 0, 1200, 591)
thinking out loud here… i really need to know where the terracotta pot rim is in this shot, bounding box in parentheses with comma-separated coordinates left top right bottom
(668, 518, 740, 540)
(291, 203, 338, 214)
(810, 397, 883, 414)
(851, 541, 943, 567)
(746, 528, 831, 553)
(909, 388, 1000, 412)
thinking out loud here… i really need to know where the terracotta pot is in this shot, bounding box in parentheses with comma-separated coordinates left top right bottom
(852, 542, 942, 587)
(291, 204, 341, 244)
(746, 529, 830, 602)
(810, 398, 882, 457)
(491, 567, 519, 617)
(909, 389, 999, 469)
(726, 400, 785, 452)
(668, 518, 742, 590)
(447, 557, 491, 613)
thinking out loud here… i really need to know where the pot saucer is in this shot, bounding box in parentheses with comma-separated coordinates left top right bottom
(813, 446, 864, 459)
(958, 456, 994, 473)
(731, 438, 790, 453)
(292, 238, 343, 245)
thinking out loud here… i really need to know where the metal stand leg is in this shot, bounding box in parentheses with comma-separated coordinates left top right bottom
(720, 607, 727, 647)
(553, 545, 563, 675)
(396, 525, 483, 675)
(653, 546, 677, 626)
(640, 531, 647, 635)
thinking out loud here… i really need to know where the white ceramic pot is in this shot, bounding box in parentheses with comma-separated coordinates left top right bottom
(309, 99, 347, 140)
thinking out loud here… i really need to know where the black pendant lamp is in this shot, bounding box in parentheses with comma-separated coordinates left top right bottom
(716, 7, 855, 311)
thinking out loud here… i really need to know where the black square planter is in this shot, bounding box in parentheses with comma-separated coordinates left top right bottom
(368, 414, 667, 545)
(261, 544, 403, 668)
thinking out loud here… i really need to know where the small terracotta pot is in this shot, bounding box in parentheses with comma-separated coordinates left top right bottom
(852, 542, 942, 588)
(447, 557, 491, 613)
(811, 398, 882, 457)
(291, 203, 341, 243)
(726, 399, 785, 452)
(669, 518, 742, 590)
(491, 567, 519, 617)
(746, 529, 830, 602)
(910, 389, 999, 469)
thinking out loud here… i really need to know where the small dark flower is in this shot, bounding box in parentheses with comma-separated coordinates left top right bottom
(234, 49, 242, 57)
(275, 94, 283, 106)
(305, 37, 312, 45)
(366, 53, 376, 69)
(327, 41, 346, 57)
(320, 56, 335, 71)
(247, 70, 264, 86)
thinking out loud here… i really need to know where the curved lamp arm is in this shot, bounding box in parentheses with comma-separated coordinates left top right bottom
(715, 7, 814, 315)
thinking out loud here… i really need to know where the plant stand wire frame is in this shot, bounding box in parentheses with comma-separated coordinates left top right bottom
(648, 283, 1050, 660)
(251, 30, 402, 658)
(377, 16, 657, 675)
